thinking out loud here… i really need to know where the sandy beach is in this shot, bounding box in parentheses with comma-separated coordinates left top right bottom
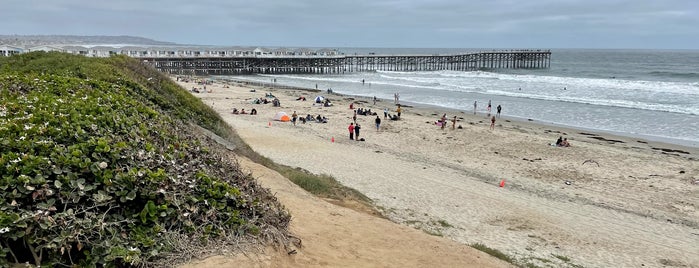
(178, 78, 698, 268)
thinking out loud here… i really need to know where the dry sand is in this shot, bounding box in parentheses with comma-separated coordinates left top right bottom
(178, 78, 698, 268)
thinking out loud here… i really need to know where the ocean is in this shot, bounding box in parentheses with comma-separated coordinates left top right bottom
(219, 48, 699, 148)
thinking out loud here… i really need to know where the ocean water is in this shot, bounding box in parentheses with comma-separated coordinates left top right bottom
(221, 49, 699, 147)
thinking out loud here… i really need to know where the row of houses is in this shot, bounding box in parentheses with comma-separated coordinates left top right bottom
(0, 45, 342, 58)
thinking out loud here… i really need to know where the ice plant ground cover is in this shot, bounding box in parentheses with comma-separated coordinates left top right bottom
(0, 52, 291, 267)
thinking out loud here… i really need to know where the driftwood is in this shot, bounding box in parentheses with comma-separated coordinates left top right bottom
(582, 159, 600, 167)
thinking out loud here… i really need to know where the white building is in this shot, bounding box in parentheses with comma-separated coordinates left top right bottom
(253, 47, 272, 56)
(0, 45, 23, 56)
(28, 45, 64, 52)
(89, 46, 118, 57)
(293, 48, 315, 56)
(62, 46, 89, 56)
(1, 44, 345, 58)
(317, 48, 339, 56)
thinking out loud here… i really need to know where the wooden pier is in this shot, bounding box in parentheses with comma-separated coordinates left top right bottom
(140, 50, 551, 75)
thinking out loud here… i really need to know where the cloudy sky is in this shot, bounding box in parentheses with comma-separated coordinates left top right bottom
(3, 0, 697, 49)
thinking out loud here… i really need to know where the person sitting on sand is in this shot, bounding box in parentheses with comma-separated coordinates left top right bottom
(240, 109, 247, 114)
(231, 108, 239, 114)
(296, 96, 306, 101)
(273, 98, 281, 107)
(250, 108, 257, 115)
(560, 138, 571, 147)
(555, 136, 563, 146)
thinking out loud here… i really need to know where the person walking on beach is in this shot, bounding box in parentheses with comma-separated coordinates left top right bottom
(375, 116, 381, 131)
(373, 96, 377, 105)
(348, 123, 355, 140)
(384, 108, 388, 119)
(490, 116, 496, 130)
(440, 113, 447, 130)
(473, 101, 477, 115)
(292, 111, 298, 126)
(496, 105, 502, 118)
(396, 104, 402, 119)
(487, 100, 492, 113)
(354, 123, 361, 140)
(451, 116, 457, 130)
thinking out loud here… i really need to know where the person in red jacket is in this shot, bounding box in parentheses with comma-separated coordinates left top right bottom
(348, 123, 355, 140)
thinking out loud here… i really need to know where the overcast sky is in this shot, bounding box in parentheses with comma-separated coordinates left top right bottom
(3, 0, 698, 49)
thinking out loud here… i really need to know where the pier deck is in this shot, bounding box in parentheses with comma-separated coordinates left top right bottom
(141, 50, 551, 75)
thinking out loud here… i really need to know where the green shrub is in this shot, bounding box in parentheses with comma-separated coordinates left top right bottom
(470, 243, 514, 264)
(0, 53, 291, 267)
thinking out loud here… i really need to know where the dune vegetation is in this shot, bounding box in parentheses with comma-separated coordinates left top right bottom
(0, 52, 293, 267)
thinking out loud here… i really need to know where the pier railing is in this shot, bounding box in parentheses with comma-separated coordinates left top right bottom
(140, 50, 551, 75)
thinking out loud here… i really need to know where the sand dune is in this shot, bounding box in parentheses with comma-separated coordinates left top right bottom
(179, 79, 698, 268)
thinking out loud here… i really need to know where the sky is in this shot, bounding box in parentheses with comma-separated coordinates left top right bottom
(2, 0, 698, 49)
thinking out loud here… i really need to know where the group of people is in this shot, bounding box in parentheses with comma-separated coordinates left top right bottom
(474, 100, 503, 118)
(348, 122, 362, 140)
(252, 97, 273, 104)
(555, 136, 571, 147)
(436, 114, 458, 130)
(354, 107, 376, 117)
(190, 87, 211, 93)
(382, 105, 401, 121)
(251, 94, 280, 107)
(231, 108, 257, 115)
(316, 97, 333, 107)
(294, 113, 329, 124)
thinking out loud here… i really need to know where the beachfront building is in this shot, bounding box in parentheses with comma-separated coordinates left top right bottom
(149, 46, 176, 57)
(0, 45, 23, 57)
(293, 48, 316, 57)
(89, 46, 118, 57)
(2, 44, 344, 59)
(28, 45, 63, 52)
(272, 48, 294, 57)
(237, 47, 256, 56)
(119, 46, 153, 57)
(253, 47, 272, 56)
(62, 46, 89, 56)
(317, 48, 339, 56)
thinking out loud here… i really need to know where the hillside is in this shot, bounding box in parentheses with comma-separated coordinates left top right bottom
(0, 52, 290, 267)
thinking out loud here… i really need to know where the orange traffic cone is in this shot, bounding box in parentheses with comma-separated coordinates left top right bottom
(499, 180, 505, 188)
